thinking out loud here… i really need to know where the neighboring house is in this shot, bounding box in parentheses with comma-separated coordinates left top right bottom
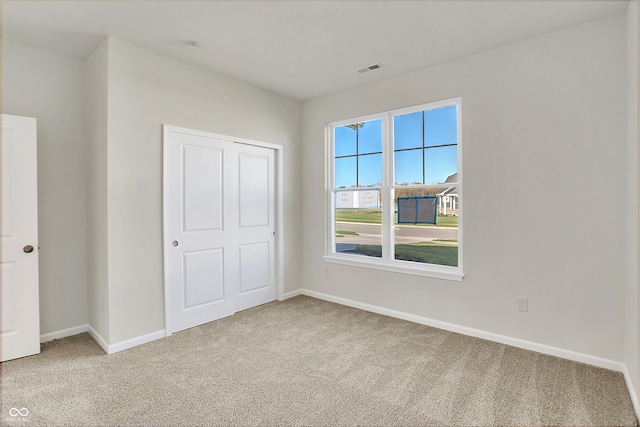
(437, 173, 458, 216)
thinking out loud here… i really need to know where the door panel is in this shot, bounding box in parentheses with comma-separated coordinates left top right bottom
(183, 145, 223, 232)
(183, 248, 224, 308)
(1, 114, 40, 362)
(239, 242, 270, 294)
(1, 263, 16, 334)
(235, 144, 276, 311)
(239, 154, 270, 227)
(165, 129, 237, 334)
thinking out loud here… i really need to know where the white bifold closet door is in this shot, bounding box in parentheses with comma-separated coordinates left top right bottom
(164, 126, 276, 335)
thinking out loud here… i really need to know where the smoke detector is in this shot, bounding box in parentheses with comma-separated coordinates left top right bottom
(357, 63, 383, 73)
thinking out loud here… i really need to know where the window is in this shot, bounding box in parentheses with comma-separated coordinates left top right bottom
(326, 98, 463, 281)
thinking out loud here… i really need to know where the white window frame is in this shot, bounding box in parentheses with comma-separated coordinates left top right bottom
(324, 98, 464, 281)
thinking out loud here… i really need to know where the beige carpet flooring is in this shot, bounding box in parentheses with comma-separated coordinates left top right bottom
(1, 296, 638, 426)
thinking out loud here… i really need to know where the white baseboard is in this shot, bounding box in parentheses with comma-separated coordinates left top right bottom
(107, 329, 166, 355)
(87, 324, 110, 354)
(87, 325, 166, 355)
(623, 364, 640, 421)
(280, 289, 303, 300)
(300, 289, 626, 373)
(40, 324, 88, 343)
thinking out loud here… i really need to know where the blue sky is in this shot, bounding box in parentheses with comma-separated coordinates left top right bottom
(334, 105, 457, 188)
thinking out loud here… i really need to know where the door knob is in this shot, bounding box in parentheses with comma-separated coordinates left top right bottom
(172, 240, 179, 247)
(23, 245, 34, 254)
(271, 231, 276, 237)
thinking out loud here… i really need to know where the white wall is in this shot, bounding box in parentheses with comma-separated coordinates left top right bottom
(104, 38, 302, 344)
(2, 40, 88, 336)
(1, 36, 303, 346)
(84, 38, 110, 340)
(301, 14, 627, 361)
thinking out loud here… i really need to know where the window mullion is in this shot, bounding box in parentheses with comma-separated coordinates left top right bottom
(422, 111, 426, 185)
(382, 115, 394, 262)
(327, 125, 336, 255)
(355, 128, 359, 187)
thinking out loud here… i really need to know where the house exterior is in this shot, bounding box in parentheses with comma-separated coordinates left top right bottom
(437, 173, 458, 216)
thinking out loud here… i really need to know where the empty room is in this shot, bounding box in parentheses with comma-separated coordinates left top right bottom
(1, 1, 639, 426)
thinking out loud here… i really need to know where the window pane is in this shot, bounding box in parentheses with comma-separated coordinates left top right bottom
(335, 157, 356, 188)
(358, 153, 382, 187)
(335, 193, 382, 259)
(394, 111, 422, 150)
(335, 126, 356, 157)
(424, 145, 457, 184)
(394, 149, 423, 185)
(424, 105, 457, 147)
(393, 188, 458, 267)
(358, 119, 382, 154)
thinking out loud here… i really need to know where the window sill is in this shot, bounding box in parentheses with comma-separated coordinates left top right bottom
(323, 254, 465, 282)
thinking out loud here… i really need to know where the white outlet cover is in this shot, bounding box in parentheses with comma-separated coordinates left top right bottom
(517, 297, 528, 312)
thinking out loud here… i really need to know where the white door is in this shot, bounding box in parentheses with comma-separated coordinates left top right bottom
(164, 127, 279, 335)
(164, 128, 238, 334)
(235, 143, 276, 312)
(1, 114, 40, 362)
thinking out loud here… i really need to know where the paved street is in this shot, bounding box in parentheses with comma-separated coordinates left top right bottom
(335, 222, 457, 249)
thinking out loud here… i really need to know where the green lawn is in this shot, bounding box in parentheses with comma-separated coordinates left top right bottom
(350, 241, 458, 267)
(335, 211, 382, 224)
(335, 211, 458, 227)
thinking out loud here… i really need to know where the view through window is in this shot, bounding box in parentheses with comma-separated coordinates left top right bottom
(329, 99, 461, 275)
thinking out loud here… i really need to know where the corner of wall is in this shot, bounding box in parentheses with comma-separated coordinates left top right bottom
(84, 37, 110, 345)
(627, 0, 640, 418)
(636, 0, 640, 416)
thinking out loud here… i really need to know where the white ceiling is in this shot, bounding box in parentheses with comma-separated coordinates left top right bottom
(2, 0, 630, 101)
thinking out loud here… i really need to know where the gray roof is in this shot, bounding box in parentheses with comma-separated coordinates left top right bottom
(437, 173, 458, 196)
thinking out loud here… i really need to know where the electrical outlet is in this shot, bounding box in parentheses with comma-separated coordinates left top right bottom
(517, 297, 528, 312)
(100, 297, 105, 312)
(325, 267, 331, 277)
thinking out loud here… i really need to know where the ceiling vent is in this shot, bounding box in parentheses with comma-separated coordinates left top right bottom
(185, 41, 201, 52)
(357, 63, 384, 74)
